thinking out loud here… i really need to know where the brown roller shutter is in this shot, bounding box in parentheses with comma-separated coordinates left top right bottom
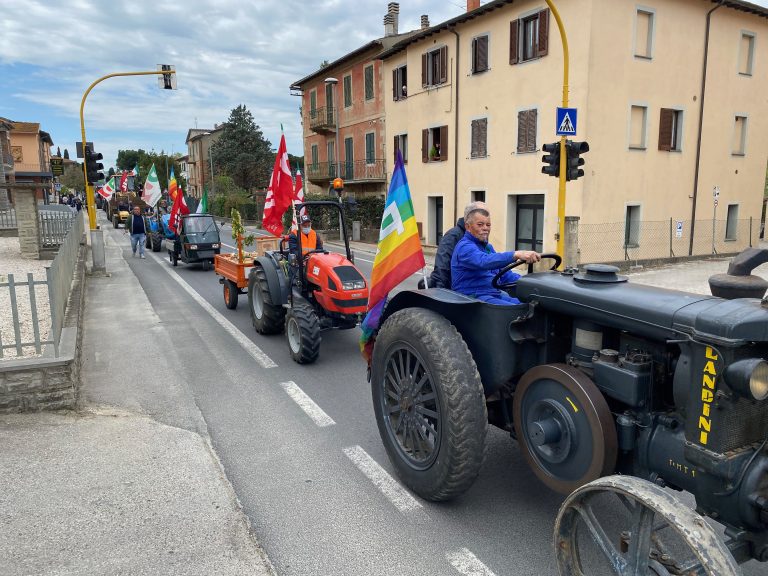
(517, 111, 527, 152)
(474, 36, 488, 72)
(510, 20, 519, 65)
(392, 69, 397, 100)
(439, 125, 448, 160)
(394, 135, 399, 162)
(538, 10, 549, 57)
(422, 129, 429, 162)
(422, 53, 428, 87)
(527, 109, 537, 152)
(439, 46, 448, 84)
(658, 108, 673, 151)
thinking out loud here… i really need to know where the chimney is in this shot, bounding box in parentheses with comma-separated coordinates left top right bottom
(420, 15, 430, 29)
(384, 13, 395, 36)
(388, 3, 399, 35)
(467, 0, 480, 11)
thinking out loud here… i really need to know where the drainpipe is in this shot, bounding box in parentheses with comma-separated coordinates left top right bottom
(689, 0, 723, 256)
(450, 28, 460, 223)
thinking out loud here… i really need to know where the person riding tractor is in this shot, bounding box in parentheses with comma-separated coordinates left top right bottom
(288, 214, 323, 256)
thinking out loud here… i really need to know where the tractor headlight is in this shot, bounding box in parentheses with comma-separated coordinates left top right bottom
(726, 359, 768, 400)
(342, 280, 366, 291)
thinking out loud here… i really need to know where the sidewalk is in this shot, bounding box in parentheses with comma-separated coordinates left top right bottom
(0, 214, 274, 576)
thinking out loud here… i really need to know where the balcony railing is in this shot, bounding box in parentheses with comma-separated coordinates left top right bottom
(13, 162, 52, 175)
(308, 106, 336, 133)
(306, 159, 387, 183)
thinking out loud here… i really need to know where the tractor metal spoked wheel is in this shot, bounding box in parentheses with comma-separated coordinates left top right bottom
(285, 303, 320, 364)
(371, 308, 487, 501)
(223, 279, 238, 310)
(513, 364, 617, 495)
(554, 475, 740, 576)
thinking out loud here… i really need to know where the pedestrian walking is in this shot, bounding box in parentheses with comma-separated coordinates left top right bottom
(124, 205, 150, 259)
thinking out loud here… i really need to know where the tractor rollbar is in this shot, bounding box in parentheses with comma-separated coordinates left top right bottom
(294, 200, 353, 291)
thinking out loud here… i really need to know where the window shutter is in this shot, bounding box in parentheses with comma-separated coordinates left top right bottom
(439, 46, 448, 83)
(517, 111, 526, 152)
(394, 135, 399, 162)
(422, 129, 429, 163)
(440, 125, 448, 160)
(479, 118, 487, 157)
(471, 38, 478, 73)
(392, 69, 397, 100)
(510, 20, 519, 65)
(527, 109, 537, 152)
(422, 53, 428, 87)
(538, 10, 549, 57)
(471, 120, 479, 157)
(478, 36, 489, 72)
(658, 108, 673, 151)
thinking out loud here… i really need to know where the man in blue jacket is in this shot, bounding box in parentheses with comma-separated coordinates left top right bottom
(428, 201, 487, 288)
(451, 206, 540, 304)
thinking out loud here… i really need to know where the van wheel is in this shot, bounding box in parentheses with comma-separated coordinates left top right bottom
(248, 266, 285, 334)
(223, 279, 238, 310)
(285, 303, 321, 364)
(371, 308, 487, 501)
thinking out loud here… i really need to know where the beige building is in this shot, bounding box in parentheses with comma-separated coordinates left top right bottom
(0, 118, 54, 204)
(380, 0, 768, 263)
(185, 127, 222, 199)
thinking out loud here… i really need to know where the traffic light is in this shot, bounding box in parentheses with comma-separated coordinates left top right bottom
(85, 146, 104, 184)
(565, 140, 589, 181)
(541, 142, 560, 178)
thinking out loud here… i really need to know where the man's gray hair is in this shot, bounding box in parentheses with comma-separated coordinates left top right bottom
(465, 207, 490, 223)
(464, 201, 488, 220)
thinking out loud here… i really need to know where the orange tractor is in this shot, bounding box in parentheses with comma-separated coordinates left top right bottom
(247, 199, 369, 364)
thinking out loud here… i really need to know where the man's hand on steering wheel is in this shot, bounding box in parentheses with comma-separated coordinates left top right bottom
(491, 253, 562, 290)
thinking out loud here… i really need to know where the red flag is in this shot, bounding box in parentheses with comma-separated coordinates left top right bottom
(290, 170, 305, 232)
(119, 170, 129, 192)
(262, 134, 294, 237)
(168, 184, 190, 234)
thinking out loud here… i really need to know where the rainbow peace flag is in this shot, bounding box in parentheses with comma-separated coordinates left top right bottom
(360, 150, 425, 362)
(168, 167, 178, 201)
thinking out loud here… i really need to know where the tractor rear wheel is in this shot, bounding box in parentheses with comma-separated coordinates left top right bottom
(223, 279, 238, 310)
(248, 266, 285, 334)
(285, 303, 321, 364)
(152, 234, 162, 252)
(371, 308, 487, 501)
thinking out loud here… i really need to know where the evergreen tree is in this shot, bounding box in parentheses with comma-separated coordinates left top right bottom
(211, 105, 273, 192)
(63, 148, 70, 160)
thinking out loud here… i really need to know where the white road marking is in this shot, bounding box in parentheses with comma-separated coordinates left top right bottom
(147, 251, 277, 369)
(280, 381, 336, 427)
(342, 445, 422, 513)
(446, 548, 499, 576)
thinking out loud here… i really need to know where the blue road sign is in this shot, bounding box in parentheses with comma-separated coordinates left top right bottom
(556, 107, 577, 136)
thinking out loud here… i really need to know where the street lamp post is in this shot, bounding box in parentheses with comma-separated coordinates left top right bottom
(324, 77, 340, 181)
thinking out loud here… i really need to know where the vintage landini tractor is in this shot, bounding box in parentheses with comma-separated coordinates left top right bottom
(368, 252, 768, 574)
(247, 199, 369, 364)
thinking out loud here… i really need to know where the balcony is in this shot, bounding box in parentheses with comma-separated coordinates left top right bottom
(306, 159, 387, 183)
(13, 162, 52, 177)
(308, 106, 336, 134)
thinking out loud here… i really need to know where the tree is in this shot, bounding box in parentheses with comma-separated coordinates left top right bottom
(211, 105, 273, 192)
(56, 146, 61, 157)
(288, 153, 305, 176)
(63, 148, 70, 160)
(108, 167, 115, 177)
(115, 148, 185, 192)
(59, 162, 84, 191)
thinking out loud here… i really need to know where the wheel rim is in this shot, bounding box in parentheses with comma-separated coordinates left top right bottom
(252, 283, 264, 319)
(287, 316, 301, 353)
(224, 283, 231, 302)
(380, 343, 441, 470)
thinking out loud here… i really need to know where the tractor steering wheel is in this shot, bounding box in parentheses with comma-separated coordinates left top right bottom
(302, 248, 328, 263)
(491, 253, 563, 290)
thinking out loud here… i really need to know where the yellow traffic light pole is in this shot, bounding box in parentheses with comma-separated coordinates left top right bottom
(544, 0, 569, 260)
(80, 70, 177, 231)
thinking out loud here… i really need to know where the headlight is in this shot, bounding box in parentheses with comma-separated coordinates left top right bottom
(749, 361, 768, 400)
(188, 244, 198, 250)
(726, 359, 768, 400)
(342, 280, 366, 290)
(212, 243, 220, 249)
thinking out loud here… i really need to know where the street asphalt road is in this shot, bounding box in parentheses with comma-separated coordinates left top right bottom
(85, 214, 764, 576)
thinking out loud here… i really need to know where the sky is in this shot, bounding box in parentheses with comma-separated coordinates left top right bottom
(0, 0, 465, 171)
(1, 0, 766, 172)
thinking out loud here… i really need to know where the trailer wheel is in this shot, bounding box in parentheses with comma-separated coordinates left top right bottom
(285, 303, 320, 364)
(223, 279, 238, 310)
(371, 308, 487, 501)
(554, 475, 740, 576)
(248, 266, 285, 334)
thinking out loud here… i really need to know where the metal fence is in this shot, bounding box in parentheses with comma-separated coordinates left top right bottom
(578, 218, 757, 265)
(0, 208, 16, 229)
(0, 213, 83, 358)
(39, 210, 76, 247)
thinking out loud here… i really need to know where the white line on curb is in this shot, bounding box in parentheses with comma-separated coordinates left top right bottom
(147, 251, 277, 369)
(446, 548, 498, 576)
(280, 381, 335, 427)
(342, 445, 422, 514)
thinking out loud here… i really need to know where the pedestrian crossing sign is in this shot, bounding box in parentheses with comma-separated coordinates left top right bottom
(556, 107, 577, 136)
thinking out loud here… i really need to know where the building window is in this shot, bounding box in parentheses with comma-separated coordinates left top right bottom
(470, 118, 488, 159)
(393, 65, 408, 100)
(635, 8, 655, 59)
(726, 204, 739, 240)
(517, 109, 537, 153)
(365, 65, 375, 100)
(343, 75, 352, 108)
(422, 46, 448, 88)
(394, 133, 408, 163)
(327, 141, 335, 177)
(658, 108, 683, 152)
(739, 32, 755, 75)
(365, 132, 375, 164)
(733, 115, 748, 156)
(422, 126, 448, 162)
(472, 190, 486, 203)
(471, 34, 489, 74)
(624, 205, 641, 248)
(311, 144, 318, 168)
(510, 9, 549, 65)
(629, 105, 648, 149)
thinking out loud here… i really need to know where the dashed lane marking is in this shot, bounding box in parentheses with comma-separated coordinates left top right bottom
(342, 445, 422, 514)
(280, 381, 335, 427)
(147, 251, 277, 369)
(446, 548, 499, 576)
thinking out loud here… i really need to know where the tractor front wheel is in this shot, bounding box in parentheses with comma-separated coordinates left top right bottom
(248, 266, 285, 334)
(285, 303, 321, 364)
(151, 233, 162, 252)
